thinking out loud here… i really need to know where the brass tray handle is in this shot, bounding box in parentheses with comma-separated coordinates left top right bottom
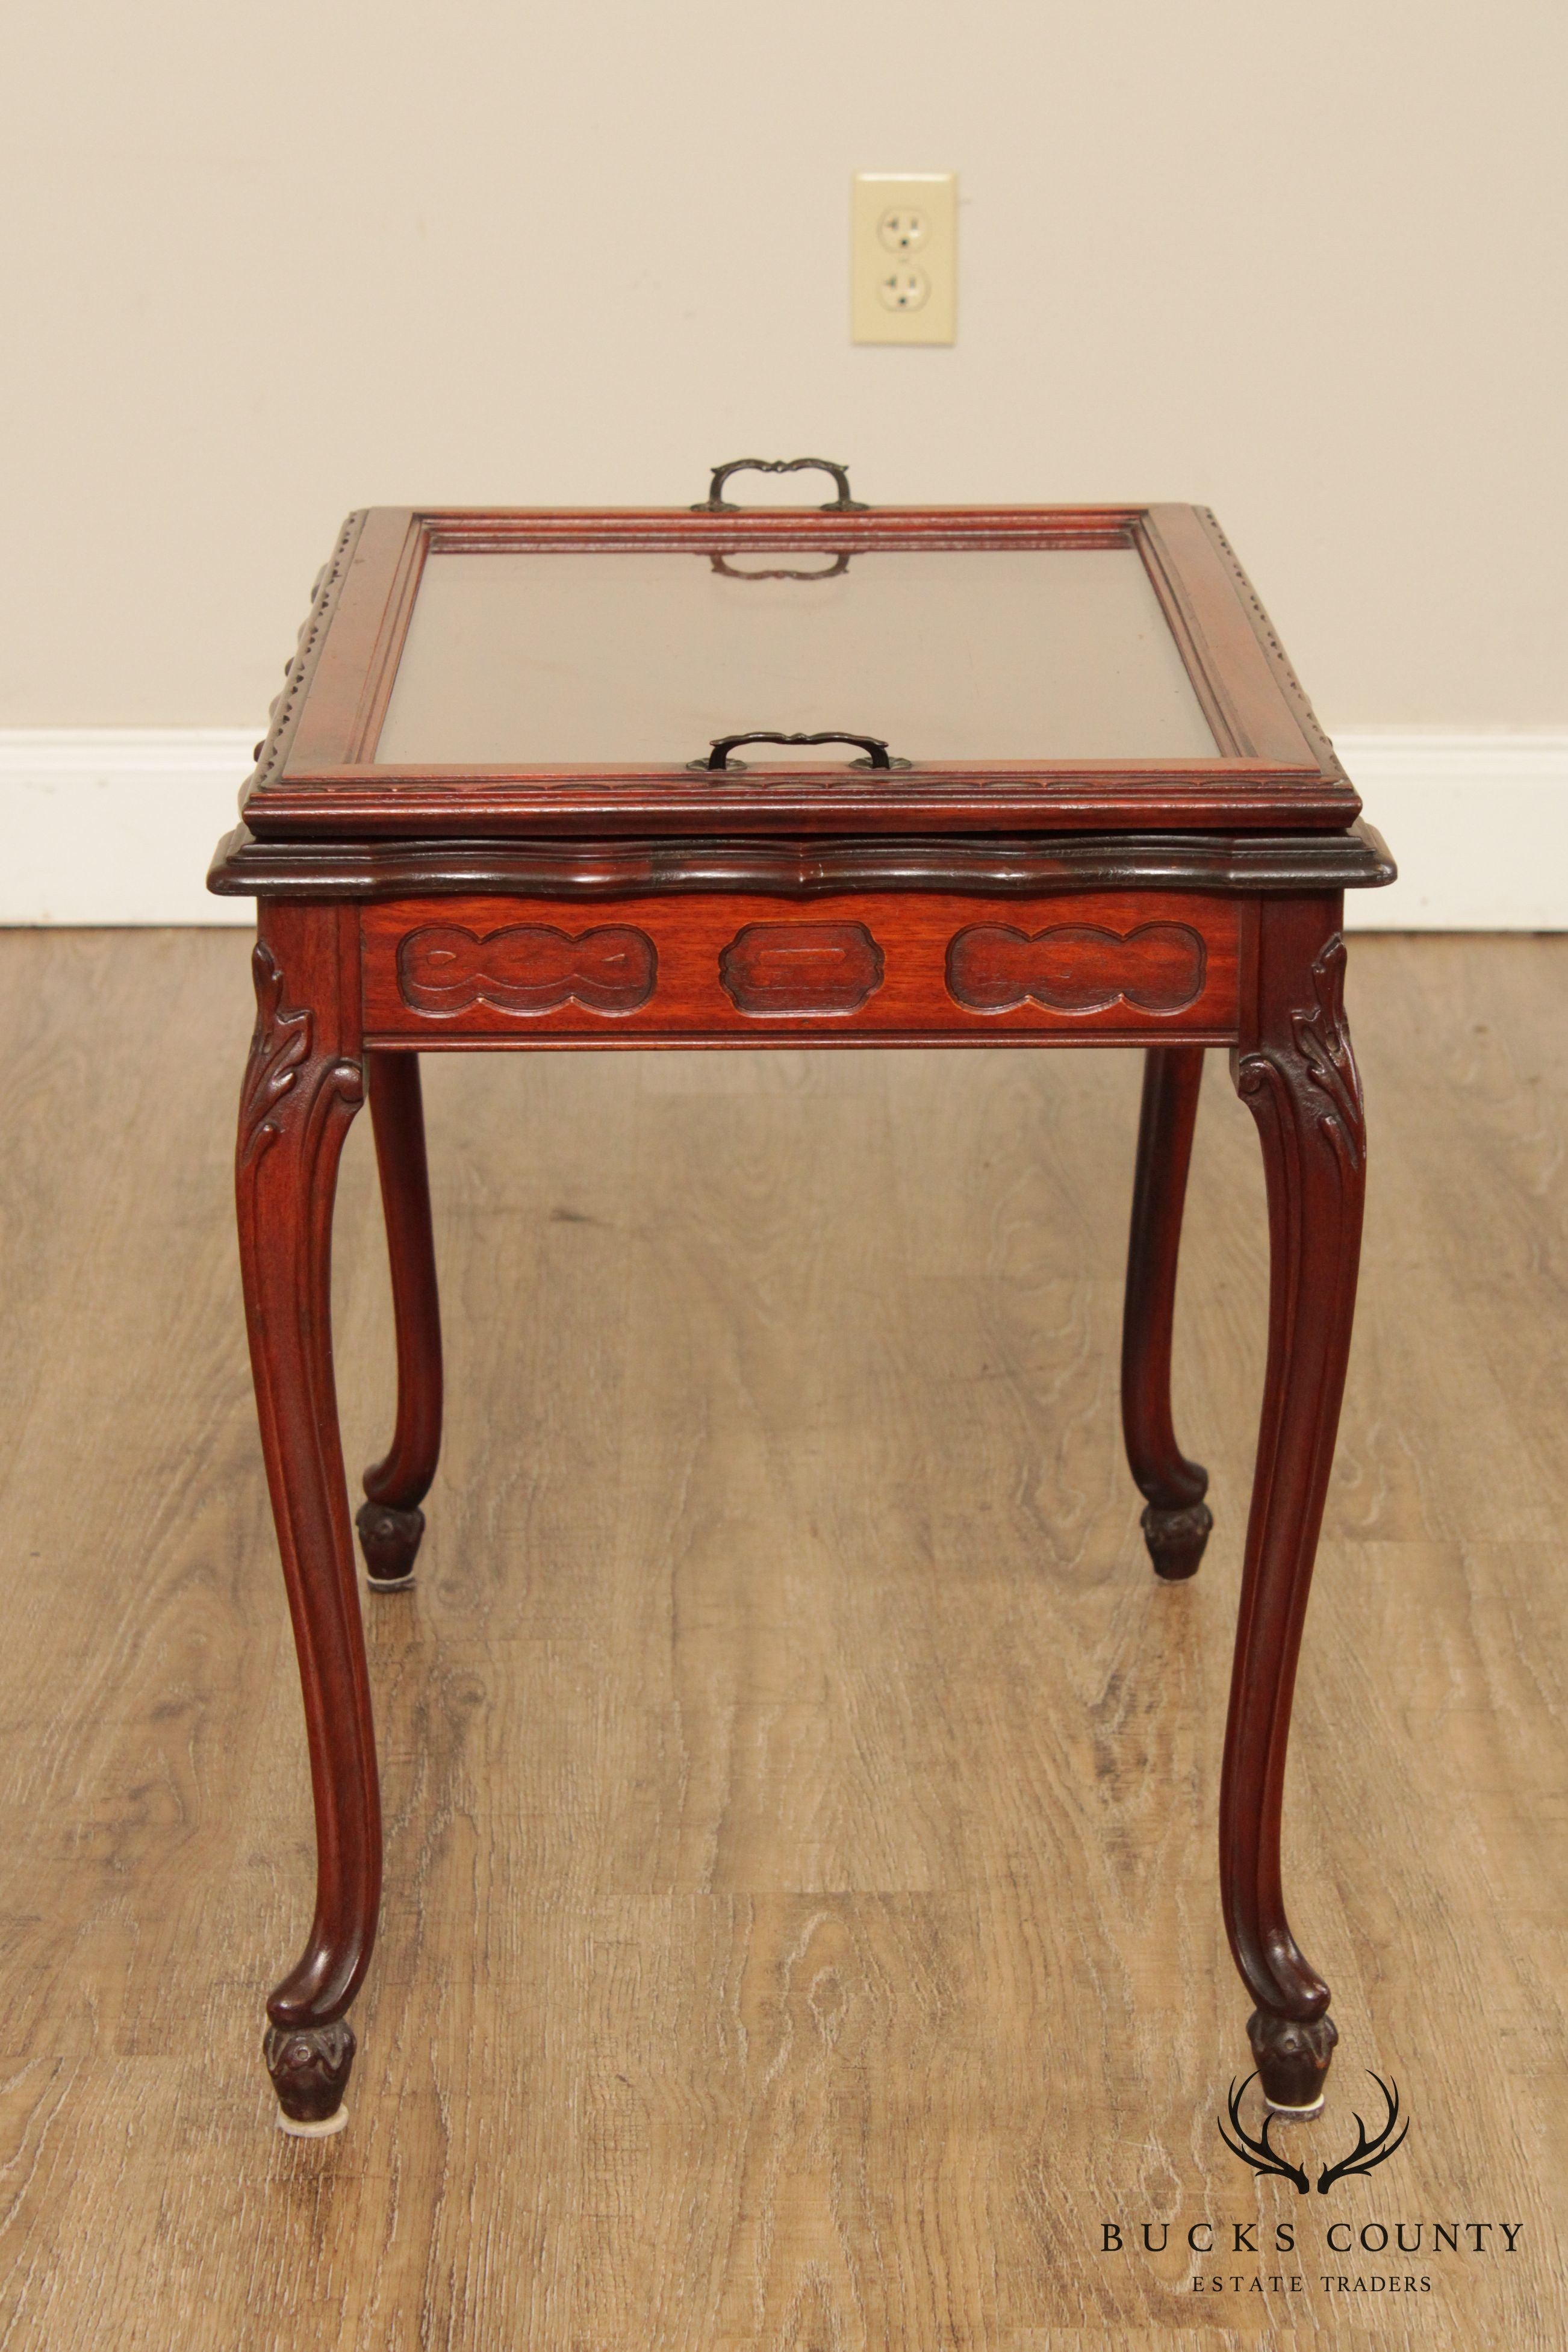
(694, 458, 866, 513)
(697, 731, 895, 773)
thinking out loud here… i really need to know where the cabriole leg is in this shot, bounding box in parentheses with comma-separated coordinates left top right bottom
(356, 1051, 443, 1590)
(1122, 1045, 1212, 1577)
(236, 907, 379, 2135)
(1224, 904, 1366, 2115)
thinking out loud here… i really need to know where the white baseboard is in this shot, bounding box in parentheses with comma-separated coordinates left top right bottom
(0, 727, 1562, 930)
(0, 730, 257, 927)
(1336, 732, 1568, 931)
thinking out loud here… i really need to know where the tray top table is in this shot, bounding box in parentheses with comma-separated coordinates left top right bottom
(211, 461, 1393, 2136)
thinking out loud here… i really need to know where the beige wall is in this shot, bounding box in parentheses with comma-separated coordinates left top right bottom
(4, 0, 1563, 728)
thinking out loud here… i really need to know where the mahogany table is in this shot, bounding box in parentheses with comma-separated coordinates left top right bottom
(210, 464, 1394, 2136)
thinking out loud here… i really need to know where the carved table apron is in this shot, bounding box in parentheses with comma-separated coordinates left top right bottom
(210, 484, 1395, 2138)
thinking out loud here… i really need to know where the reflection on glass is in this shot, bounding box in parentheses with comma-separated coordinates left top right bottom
(376, 547, 1216, 764)
(708, 552, 854, 582)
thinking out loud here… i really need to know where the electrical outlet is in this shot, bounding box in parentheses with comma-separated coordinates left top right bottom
(851, 173, 956, 344)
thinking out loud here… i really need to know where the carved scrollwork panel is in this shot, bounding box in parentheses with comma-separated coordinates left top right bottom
(397, 923, 657, 1016)
(718, 921, 885, 1016)
(946, 921, 1207, 1016)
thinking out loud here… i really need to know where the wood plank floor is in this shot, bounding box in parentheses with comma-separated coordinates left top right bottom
(0, 930, 1562, 2350)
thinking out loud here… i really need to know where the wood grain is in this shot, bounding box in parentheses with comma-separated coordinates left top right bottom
(361, 891, 1241, 1047)
(0, 931, 1562, 2347)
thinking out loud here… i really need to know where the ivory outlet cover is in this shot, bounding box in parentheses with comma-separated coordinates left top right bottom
(851, 172, 957, 345)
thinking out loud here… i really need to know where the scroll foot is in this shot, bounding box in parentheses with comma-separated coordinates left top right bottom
(1141, 1498, 1213, 1580)
(356, 1499, 425, 1589)
(264, 2017, 356, 2133)
(1250, 2008, 1337, 2117)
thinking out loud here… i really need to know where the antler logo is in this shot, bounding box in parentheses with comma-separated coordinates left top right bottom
(1218, 2073, 1408, 2195)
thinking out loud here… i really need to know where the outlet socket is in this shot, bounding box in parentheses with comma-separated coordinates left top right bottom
(851, 173, 956, 344)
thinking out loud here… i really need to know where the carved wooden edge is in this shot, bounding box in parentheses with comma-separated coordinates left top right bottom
(1193, 509, 1348, 786)
(240, 512, 367, 804)
(209, 820, 1396, 902)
